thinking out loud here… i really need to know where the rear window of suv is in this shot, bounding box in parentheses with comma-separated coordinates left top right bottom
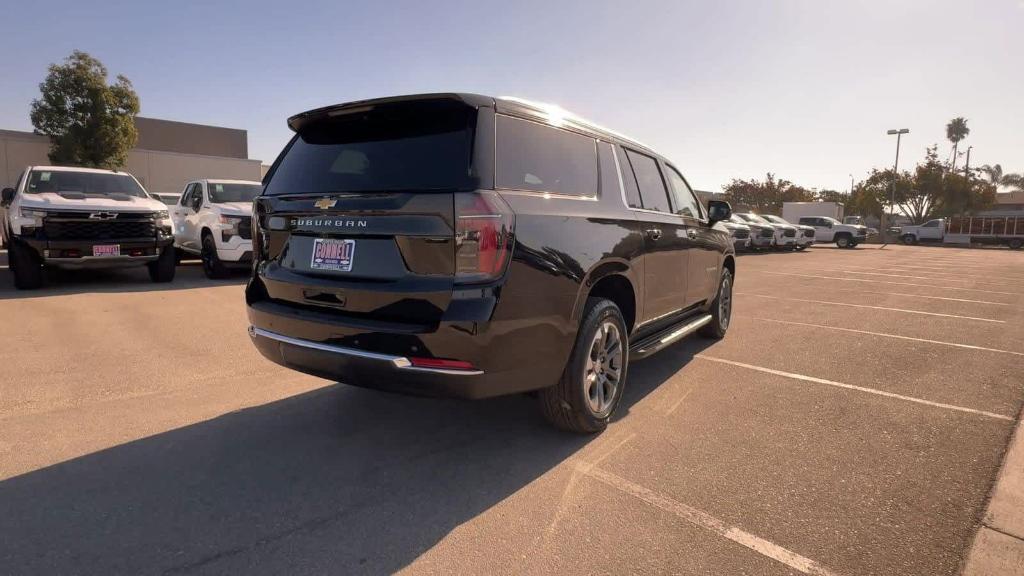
(265, 100, 477, 195)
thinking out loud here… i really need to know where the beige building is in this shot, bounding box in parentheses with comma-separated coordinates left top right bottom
(0, 117, 263, 194)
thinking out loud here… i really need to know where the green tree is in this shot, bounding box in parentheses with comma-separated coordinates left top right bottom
(945, 117, 969, 171)
(979, 164, 1024, 193)
(30, 50, 140, 169)
(721, 173, 815, 214)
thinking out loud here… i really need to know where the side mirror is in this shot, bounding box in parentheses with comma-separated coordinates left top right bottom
(826, 222, 833, 229)
(1, 187, 14, 207)
(706, 200, 732, 223)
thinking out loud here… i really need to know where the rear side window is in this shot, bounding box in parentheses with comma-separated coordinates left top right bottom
(624, 149, 670, 212)
(496, 115, 597, 196)
(265, 100, 477, 195)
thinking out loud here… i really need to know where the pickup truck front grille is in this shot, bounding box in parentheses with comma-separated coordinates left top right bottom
(732, 229, 750, 239)
(759, 229, 774, 238)
(783, 229, 796, 238)
(43, 220, 156, 240)
(803, 229, 815, 237)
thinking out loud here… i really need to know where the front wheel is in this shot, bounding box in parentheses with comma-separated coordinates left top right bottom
(10, 241, 43, 290)
(700, 268, 733, 339)
(148, 246, 177, 283)
(201, 234, 230, 279)
(539, 298, 628, 434)
(835, 235, 851, 248)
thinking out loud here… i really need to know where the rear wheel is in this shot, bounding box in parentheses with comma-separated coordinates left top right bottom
(148, 246, 177, 283)
(10, 241, 43, 290)
(700, 268, 733, 339)
(201, 233, 230, 279)
(901, 234, 917, 245)
(539, 298, 628, 434)
(1008, 238, 1022, 250)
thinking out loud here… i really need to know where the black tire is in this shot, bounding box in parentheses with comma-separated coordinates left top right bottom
(10, 241, 43, 290)
(201, 233, 230, 279)
(539, 298, 628, 434)
(835, 234, 852, 248)
(700, 268, 733, 339)
(901, 234, 917, 245)
(148, 245, 177, 283)
(1008, 238, 1022, 250)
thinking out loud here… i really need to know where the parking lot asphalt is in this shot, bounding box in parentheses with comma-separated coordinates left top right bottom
(1, 244, 1022, 575)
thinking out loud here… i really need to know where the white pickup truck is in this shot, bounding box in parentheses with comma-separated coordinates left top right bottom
(0, 165, 176, 289)
(171, 179, 262, 278)
(796, 216, 868, 248)
(899, 217, 1024, 249)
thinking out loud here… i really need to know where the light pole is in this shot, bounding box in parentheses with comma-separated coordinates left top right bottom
(884, 128, 909, 245)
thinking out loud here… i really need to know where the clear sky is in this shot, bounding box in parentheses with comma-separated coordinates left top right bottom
(1, 0, 1020, 192)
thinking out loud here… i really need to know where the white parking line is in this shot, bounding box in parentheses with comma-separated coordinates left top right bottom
(579, 465, 843, 576)
(743, 317, 1024, 357)
(736, 293, 1005, 323)
(694, 355, 1014, 421)
(841, 264, 1024, 283)
(748, 270, 1019, 296)
(831, 268, 1016, 288)
(748, 284, 1011, 306)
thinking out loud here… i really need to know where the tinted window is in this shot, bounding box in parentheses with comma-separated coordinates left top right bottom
(617, 146, 642, 208)
(265, 100, 476, 195)
(26, 170, 147, 197)
(597, 142, 622, 201)
(496, 115, 597, 196)
(180, 184, 195, 206)
(923, 220, 940, 227)
(663, 164, 701, 218)
(624, 150, 670, 212)
(209, 183, 262, 203)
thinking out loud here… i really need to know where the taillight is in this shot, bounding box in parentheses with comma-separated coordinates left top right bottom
(454, 191, 514, 283)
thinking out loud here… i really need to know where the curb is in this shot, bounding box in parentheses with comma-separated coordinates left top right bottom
(962, 410, 1024, 575)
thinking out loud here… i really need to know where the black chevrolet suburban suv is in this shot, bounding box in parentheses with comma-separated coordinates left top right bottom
(247, 94, 735, 432)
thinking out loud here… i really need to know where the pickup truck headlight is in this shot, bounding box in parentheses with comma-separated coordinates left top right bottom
(219, 215, 244, 238)
(19, 208, 47, 226)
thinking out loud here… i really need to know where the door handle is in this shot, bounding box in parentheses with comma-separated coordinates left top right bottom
(645, 228, 662, 241)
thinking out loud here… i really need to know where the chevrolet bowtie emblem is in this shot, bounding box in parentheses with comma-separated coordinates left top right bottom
(314, 198, 337, 210)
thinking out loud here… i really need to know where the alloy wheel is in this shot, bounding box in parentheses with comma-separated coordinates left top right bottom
(584, 320, 623, 416)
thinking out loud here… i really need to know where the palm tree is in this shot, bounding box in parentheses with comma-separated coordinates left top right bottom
(946, 117, 970, 171)
(979, 164, 1024, 193)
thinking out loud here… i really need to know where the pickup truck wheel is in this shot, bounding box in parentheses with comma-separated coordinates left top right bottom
(835, 234, 851, 248)
(901, 234, 917, 245)
(539, 298, 628, 434)
(148, 246, 177, 283)
(1008, 238, 1023, 250)
(10, 241, 43, 290)
(201, 234, 230, 279)
(700, 268, 733, 339)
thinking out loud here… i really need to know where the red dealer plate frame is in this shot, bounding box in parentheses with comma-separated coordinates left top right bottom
(310, 238, 356, 272)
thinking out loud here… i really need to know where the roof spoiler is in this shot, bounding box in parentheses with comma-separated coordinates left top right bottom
(286, 93, 493, 133)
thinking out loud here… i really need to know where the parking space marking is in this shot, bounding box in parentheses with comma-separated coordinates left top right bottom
(829, 268, 1017, 289)
(694, 355, 1014, 421)
(579, 464, 843, 576)
(840, 264, 1024, 283)
(736, 293, 1005, 323)
(742, 317, 1024, 357)
(747, 270, 1019, 296)
(814, 287, 1012, 306)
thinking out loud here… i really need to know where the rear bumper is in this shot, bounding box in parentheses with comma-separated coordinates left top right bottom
(249, 326, 505, 398)
(246, 294, 571, 399)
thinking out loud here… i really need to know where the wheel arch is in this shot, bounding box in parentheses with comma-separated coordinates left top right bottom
(575, 260, 638, 334)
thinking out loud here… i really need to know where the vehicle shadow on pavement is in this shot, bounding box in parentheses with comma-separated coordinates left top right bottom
(0, 251, 246, 299)
(0, 341, 711, 575)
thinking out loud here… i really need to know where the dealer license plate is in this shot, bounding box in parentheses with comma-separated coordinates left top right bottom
(310, 238, 356, 272)
(93, 244, 121, 257)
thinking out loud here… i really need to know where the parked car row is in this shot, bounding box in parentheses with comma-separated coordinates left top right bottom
(0, 166, 264, 288)
(722, 212, 816, 251)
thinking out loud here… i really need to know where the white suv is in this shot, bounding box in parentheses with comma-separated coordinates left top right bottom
(172, 179, 262, 278)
